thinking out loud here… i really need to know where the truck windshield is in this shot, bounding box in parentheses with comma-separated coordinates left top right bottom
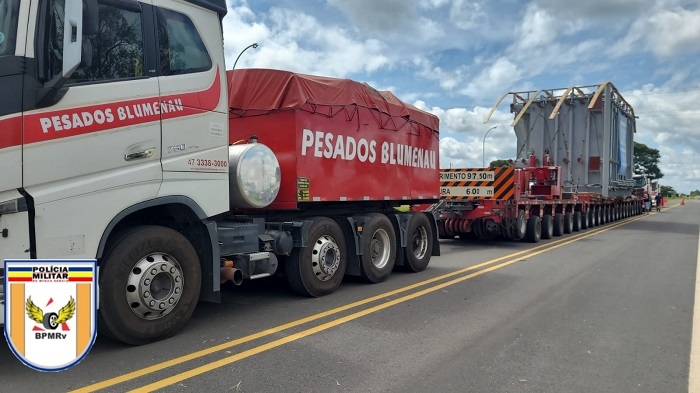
(0, 0, 19, 56)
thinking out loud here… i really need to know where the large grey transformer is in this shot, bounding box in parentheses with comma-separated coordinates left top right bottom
(485, 82, 636, 198)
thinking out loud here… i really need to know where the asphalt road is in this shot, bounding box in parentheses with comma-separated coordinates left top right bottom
(1, 200, 698, 392)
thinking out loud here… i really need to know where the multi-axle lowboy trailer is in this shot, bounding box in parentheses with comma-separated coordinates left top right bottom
(431, 82, 644, 242)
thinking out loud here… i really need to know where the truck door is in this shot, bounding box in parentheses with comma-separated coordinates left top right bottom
(0, 0, 22, 194)
(0, 0, 31, 262)
(21, 0, 163, 258)
(151, 0, 229, 214)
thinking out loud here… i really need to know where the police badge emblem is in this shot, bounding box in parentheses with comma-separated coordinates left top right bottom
(4, 259, 97, 371)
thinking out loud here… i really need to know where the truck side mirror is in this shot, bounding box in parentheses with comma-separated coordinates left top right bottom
(62, 0, 84, 78)
(80, 39, 93, 68)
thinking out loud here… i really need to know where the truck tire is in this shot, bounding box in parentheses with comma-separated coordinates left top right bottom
(525, 216, 541, 243)
(360, 214, 397, 283)
(541, 214, 554, 239)
(403, 213, 433, 273)
(99, 225, 201, 345)
(573, 211, 583, 231)
(580, 211, 588, 230)
(563, 212, 573, 234)
(514, 210, 527, 240)
(553, 213, 564, 236)
(287, 217, 347, 297)
(593, 208, 600, 226)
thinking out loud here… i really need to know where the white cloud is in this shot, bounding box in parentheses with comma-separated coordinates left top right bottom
(326, 0, 445, 44)
(514, 4, 557, 50)
(419, 0, 451, 9)
(646, 8, 700, 57)
(449, 0, 488, 30)
(622, 85, 700, 194)
(222, 5, 390, 77)
(459, 57, 522, 98)
(327, 0, 415, 33)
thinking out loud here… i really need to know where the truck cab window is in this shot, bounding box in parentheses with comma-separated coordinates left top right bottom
(44, 0, 144, 84)
(0, 0, 19, 56)
(157, 8, 211, 75)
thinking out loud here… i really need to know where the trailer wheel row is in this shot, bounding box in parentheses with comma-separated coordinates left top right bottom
(522, 201, 643, 244)
(286, 213, 434, 298)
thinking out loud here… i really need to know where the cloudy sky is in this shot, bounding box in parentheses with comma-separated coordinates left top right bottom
(222, 0, 700, 194)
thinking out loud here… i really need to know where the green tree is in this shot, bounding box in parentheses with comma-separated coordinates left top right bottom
(690, 189, 700, 197)
(489, 159, 512, 168)
(633, 142, 663, 179)
(660, 185, 676, 198)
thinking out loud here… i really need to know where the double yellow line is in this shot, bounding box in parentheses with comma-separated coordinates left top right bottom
(73, 210, 657, 392)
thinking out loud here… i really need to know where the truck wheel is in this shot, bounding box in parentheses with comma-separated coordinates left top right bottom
(503, 218, 514, 240)
(573, 211, 582, 231)
(541, 214, 554, 239)
(287, 217, 347, 297)
(592, 208, 599, 226)
(99, 226, 201, 345)
(602, 207, 608, 224)
(553, 213, 564, 236)
(360, 214, 397, 283)
(563, 212, 573, 234)
(403, 213, 433, 272)
(525, 216, 541, 243)
(514, 210, 527, 240)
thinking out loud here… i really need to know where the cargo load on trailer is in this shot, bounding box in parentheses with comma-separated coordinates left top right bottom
(430, 82, 645, 243)
(226, 69, 440, 210)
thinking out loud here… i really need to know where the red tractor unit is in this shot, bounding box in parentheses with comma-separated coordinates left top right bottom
(432, 82, 645, 243)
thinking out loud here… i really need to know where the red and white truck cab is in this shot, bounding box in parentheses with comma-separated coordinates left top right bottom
(1, 0, 234, 343)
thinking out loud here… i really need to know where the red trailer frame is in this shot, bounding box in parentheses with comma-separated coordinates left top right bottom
(433, 157, 644, 242)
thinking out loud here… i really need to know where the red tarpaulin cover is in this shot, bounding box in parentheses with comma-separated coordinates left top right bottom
(226, 68, 439, 132)
(226, 68, 440, 210)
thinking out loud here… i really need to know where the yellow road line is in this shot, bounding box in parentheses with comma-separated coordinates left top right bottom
(72, 212, 648, 392)
(128, 215, 646, 392)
